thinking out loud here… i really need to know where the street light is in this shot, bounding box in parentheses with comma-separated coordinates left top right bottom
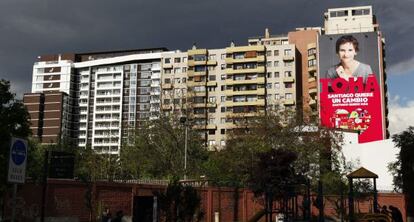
(180, 116, 188, 180)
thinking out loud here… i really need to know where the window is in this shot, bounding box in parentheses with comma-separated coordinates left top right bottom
(173, 98, 180, 104)
(308, 59, 317, 67)
(285, 83, 293, 88)
(182, 57, 187, 62)
(352, 9, 370, 16)
(284, 61, 293, 67)
(209, 54, 216, 60)
(308, 48, 317, 56)
(221, 74, 226, 80)
(209, 75, 216, 81)
(285, 93, 293, 100)
(174, 58, 181, 63)
(209, 96, 216, 103)
(209, 118, 215, 124)
(221, 64, 226, 70)
(275, 94, 280, 100)
(284, 49, 292, 56)
(174, 78, 181, 84)
(267, 72, 272, 78)
(266, 62, 272, 67)
(163, 99, 170, 104)
(164, 58, 171, 64)
(195, 66, 206, 72)
(330, 10, 348, 17)
(284, 71, 292, 77)
(220, 140, 226, 146)
(274, 72, 280, 78)
(182, 78, 187, 83)
(174, 68, 180, 73)
(164, 69, 171, 74)
(221, 85, 225, 91)
(221, 107, 226, 112)
(266, 51, 272, 56)
(274, 50, 279, 56)
(208, 140, 216, 146)
(274, 82, 280, 89)
(274, 61, 279, 67)
(266, 83, 272, 89)
(182, 67, 187, 72)
(208, 130, 215, 135)
(221, 129, 225, 134)
(164, 78, 171, 84)
(220, 118, 226, 123)
(221, 96, 225, 102)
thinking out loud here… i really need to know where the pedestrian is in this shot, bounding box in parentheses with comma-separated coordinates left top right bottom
(102, 208, 112, 222)
(389, 205, 403, 222)
(380, 205, 390, 216)
(112, 210, 124, 222)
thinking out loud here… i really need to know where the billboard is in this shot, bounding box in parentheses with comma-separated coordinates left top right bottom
(318, 32, 385, 143)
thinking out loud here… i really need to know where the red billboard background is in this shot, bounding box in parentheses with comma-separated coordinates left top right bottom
(318, 33, 385, 143)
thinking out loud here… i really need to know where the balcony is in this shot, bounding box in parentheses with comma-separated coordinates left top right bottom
(283, 77, 295, 83)
(283, 99, 295, 106)
(225, 77, 265, 85)
(187, 70, 207, 77)
(308, 65, 317, 73)
(225, 66, 265, 75)
(163, 64, 173, 69)
(225, 99, 265, 107)
(226, 45, 265, 53)
(225, 55, 265, 64)
(188, 49, 207, 56)
(162, 104, 172, 110)
(308, 77, 316, 83)
(225, 88, 265, 96)
(309, 87, 317, 95)
(188, 60, 207, 67)
(207, 81, 217, 86)
(162, 83, 172, 89)
(283, 55, 294, 61)
(309, 99, 317, 107)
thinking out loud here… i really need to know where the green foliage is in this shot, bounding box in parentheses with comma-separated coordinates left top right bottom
(390, 126, 414, 216)
(155, 179, 204, 222)
(120, 115, 208, 179)
(0, 79, 31, 193)
(248, 149, 298, 197)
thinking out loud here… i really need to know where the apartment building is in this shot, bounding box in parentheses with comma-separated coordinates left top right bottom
(25, 48, 167, 154)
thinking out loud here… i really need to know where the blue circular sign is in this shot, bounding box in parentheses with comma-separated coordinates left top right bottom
(11, 140, 26, 165)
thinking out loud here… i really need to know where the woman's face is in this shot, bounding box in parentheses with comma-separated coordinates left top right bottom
(338, 42, 357, 64)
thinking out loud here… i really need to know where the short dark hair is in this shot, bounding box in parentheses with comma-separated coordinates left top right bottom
(335, 35, 359, 53)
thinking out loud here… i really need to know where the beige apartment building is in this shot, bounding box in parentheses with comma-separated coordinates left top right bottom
(159, 40, 299, 149)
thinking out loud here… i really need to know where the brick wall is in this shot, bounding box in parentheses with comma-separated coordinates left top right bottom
(2, 179, 406, 222)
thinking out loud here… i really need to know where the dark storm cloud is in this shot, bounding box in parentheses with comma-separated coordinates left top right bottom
(1, 0, 413, 97)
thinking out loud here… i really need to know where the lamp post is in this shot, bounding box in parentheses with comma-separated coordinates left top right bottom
(180, 116, 188, 180)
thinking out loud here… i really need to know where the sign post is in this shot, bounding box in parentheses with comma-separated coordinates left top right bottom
(7, 137, 28, 222)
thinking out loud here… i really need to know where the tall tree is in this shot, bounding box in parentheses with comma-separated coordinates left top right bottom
(0, 79, 31, 193)
(120, 115, 208, 179)
(390, 126, 414, 221)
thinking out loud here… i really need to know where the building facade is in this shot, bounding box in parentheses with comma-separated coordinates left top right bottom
(24, 5, 388, 151)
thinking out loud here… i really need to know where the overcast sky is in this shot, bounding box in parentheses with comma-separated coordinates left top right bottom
(1, 0, 413, 134)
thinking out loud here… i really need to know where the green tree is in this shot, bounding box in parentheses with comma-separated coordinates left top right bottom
(120, 115, 208, 179)
(0, 79, 31, 193)
(155, 179, 204, 222)
(389, 126, 414, 220)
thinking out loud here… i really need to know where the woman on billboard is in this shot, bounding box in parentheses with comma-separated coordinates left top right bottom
(327, 35, 373, 82)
